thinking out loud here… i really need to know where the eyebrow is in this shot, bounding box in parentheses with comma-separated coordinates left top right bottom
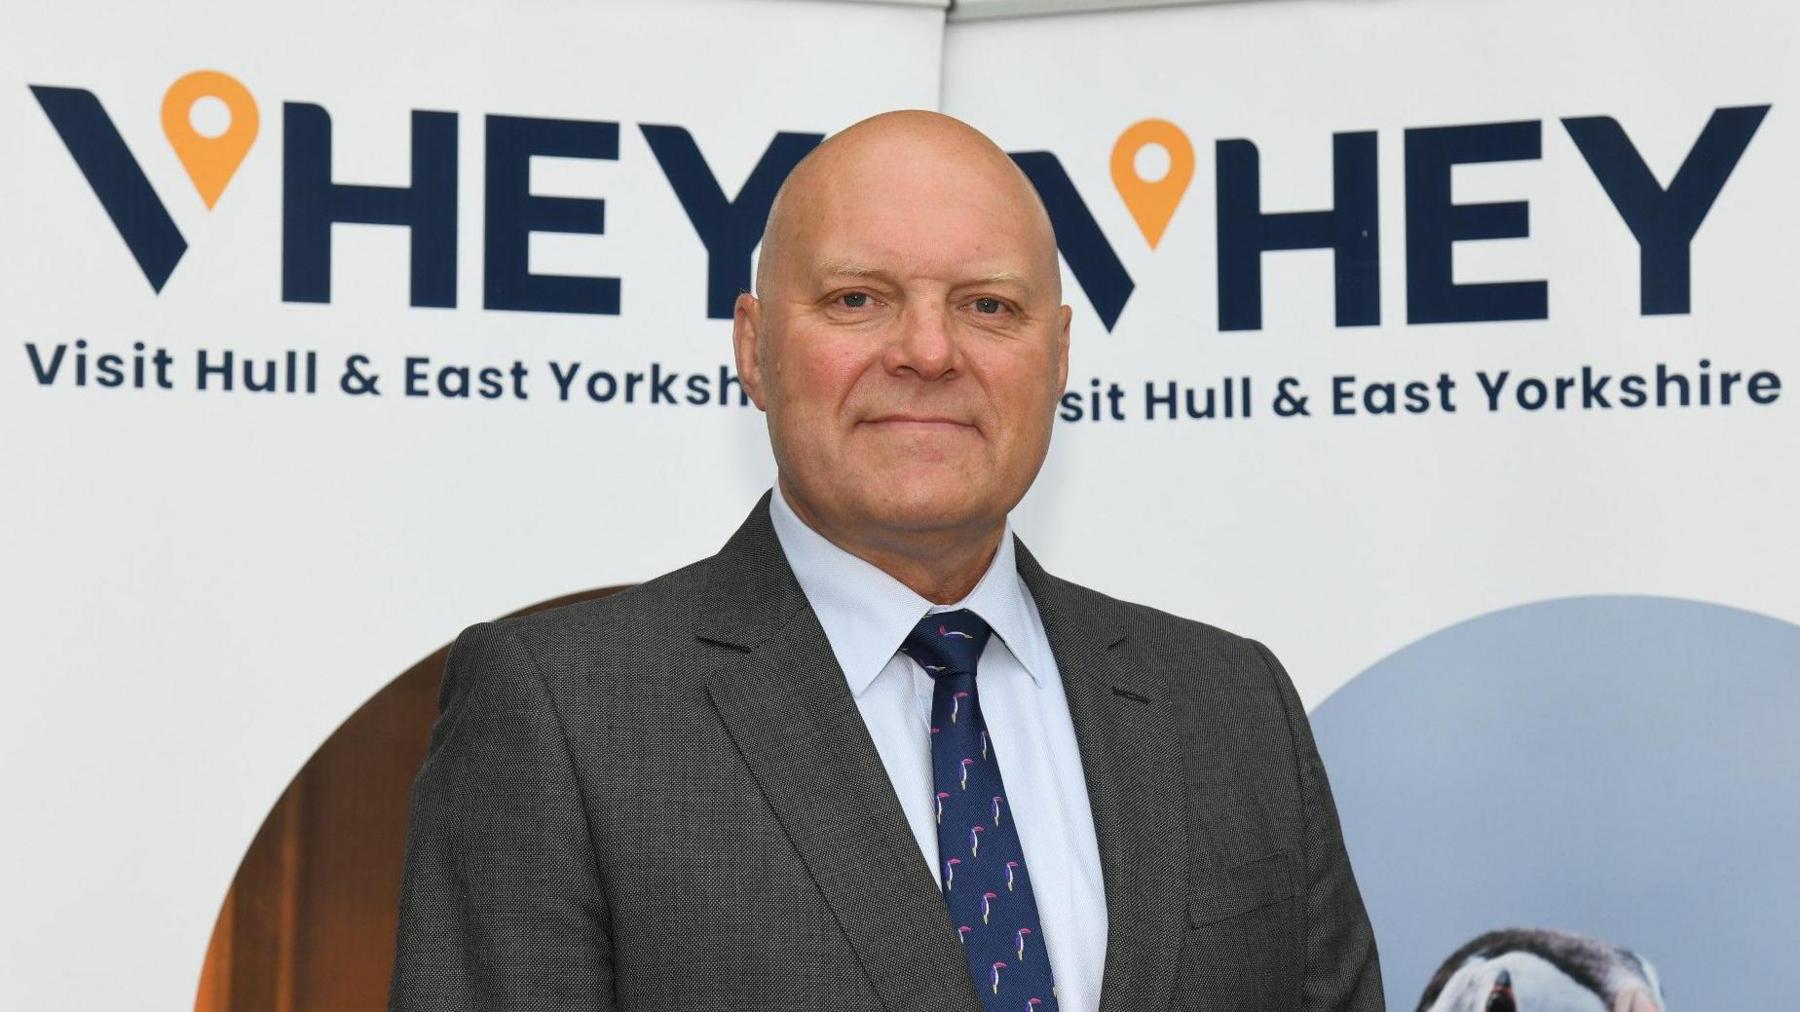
(962, 270, 1032, 288)
(813, 260, 1034, 290)
(814, 260, 892, 282)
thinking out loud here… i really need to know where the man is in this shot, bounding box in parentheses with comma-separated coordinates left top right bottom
(390, 110, 1383, 1011)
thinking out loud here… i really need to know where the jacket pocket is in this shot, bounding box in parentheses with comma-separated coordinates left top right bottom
(1187, 848, 1299, 928)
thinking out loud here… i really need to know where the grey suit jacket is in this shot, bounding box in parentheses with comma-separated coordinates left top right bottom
(389, 495, 1384, 1011)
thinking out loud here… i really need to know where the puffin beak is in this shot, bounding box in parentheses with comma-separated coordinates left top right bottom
(1611, 988, 1659, 1012)
(1485, 969, 1516, 1012)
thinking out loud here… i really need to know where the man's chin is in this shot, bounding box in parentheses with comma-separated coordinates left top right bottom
(863, 486, 996, 536)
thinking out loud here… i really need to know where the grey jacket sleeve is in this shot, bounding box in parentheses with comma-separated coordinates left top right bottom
(388, 621, 614, 1012)
(1253, 639, 1386, 1012)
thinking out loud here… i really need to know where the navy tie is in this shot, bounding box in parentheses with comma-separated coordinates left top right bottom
(902, 609, 1059, 1011)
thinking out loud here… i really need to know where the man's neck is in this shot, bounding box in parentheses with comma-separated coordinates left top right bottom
(777, 478, 1004, 605)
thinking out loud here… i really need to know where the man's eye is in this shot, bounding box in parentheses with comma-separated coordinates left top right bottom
(839, 292, 870, 308)
(972, 297, 1006, 314)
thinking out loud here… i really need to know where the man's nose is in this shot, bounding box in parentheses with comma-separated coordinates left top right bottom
(883, 303, 958, 380)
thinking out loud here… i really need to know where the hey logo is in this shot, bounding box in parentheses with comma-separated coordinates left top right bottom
(32, 71, 260, 292)
(31, 72, 824, 316)
(1029, 106, 1769, 333)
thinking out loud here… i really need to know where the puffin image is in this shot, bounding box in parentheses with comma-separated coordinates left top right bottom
(1416, 927, 1665, 1011)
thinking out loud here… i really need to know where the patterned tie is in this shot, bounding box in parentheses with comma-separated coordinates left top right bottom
(902, 609, 1059, 1011)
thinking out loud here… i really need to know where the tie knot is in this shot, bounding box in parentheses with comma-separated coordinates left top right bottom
(900, 609, 993, 679)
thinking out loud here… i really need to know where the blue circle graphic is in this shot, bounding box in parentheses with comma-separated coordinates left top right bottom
(1311, 595, 1800, 1009)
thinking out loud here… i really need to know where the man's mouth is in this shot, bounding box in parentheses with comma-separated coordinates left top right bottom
(861, 414, 978, 432)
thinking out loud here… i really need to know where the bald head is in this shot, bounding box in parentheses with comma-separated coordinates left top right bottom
(754, 110, 1059, 300)
(729, 109, 1072, 602)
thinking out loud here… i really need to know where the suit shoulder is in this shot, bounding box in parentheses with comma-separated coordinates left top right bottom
(436, 553, 720, 720)
(1043, 573, 1263, 651)
(475, 552, 713, 652)
(1039, 574, 1279, 685)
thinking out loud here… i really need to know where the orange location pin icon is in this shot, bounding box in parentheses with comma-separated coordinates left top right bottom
(1110, 119, 1194, 248)
(161, 70, 258, 209)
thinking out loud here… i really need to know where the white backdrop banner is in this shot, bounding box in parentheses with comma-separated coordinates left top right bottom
(1, 0, 942, 1006)
(943, 0, 1796, 1006)
(4, 0, 1796, 1007)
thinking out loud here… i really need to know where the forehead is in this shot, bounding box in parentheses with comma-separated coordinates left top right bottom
(789, 145, 1054, 287)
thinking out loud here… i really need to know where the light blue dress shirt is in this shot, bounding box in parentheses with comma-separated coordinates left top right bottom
(768, 485, 1108, 1011)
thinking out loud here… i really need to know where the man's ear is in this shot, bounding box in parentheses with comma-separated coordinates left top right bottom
(732, 292, 770, 411)
(1055, 303, 1072, 394)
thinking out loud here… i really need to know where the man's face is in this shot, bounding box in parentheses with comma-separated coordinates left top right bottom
(734, 132, 1070, 548)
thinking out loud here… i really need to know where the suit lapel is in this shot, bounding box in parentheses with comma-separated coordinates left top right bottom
(697, 497, 983, 1012)
(1018, 541, 1189, 1012)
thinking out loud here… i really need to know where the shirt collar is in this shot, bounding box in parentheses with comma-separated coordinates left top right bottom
(768, 483, 1051, 697)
